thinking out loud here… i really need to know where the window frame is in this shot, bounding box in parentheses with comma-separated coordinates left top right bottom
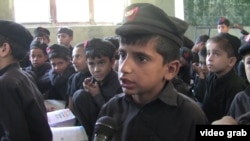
(13, 0, 128, 26)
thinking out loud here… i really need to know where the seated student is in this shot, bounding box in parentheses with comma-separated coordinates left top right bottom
(213, 43, 250, 125)
(66, 42, 91, 112)
(43, 44, 75, 102)
(0, 20, 52, 141)
(34, 26, 51, 45)
(97, 3, 208, 141)
(178, 46, 193, 85)
(202, 33, 247, 123)
(23, 40, 51, 94)
(57, 27, 74, 56)
(192, 47, 209, 103)
(72, 38, 123, 140)
(20, 27, 51, 68)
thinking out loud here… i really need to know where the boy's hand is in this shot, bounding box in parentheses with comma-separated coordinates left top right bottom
(83, 77, 100, 96)
(192, 63, 205, 79)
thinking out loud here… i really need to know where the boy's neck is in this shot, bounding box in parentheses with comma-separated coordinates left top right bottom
(0, 57, 18, 70)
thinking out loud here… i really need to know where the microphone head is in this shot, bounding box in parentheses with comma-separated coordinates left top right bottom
(94, 116, 116, 138)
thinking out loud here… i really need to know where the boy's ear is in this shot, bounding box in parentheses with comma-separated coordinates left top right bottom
(229, 56, 237, 67)
(164, 60, 181, 80)
(0, 43, 11, 57)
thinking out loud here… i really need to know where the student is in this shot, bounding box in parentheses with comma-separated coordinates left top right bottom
(72, 38, 123, 140)
(44, 44, 75, 101)
(97, 3, 208, 141)
(0, 20, 52, 141)
(66, 42, 91, 112)
(57, 27, 74, 55)
(202, 33, 247, 123)
(23, 40, 51, 94)
(34, 26, 50, 45)
(192, 47, 208, 103)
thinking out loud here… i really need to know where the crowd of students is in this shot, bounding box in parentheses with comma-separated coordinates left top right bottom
(1, 2, 250, 141)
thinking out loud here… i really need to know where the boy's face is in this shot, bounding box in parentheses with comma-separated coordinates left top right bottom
(50, 58, 70, 74)
(87, 56, 114, 82)
(118, 40, 179, 102)
(217, 24, 229, 33)
(199, 56, 209, 75)
(57, 33, 73, 47)
(29, 48, 48, 68)
(72, 47, 88, 72)
(206, 42, 236, 77)
(243, 54, 250, 83)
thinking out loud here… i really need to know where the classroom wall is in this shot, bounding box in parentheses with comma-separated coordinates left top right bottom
(0, 0, 248, 45)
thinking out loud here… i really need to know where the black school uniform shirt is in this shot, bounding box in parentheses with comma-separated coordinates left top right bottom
(202, 69, 247, 123)
(73, 70, 122, 139)
(67, 71, 91, 97)
(98, 82, 208, 141)
(0, 63, 52, 141)
(23, 62, 51, 93)
(227, 86, 250, 119)
(65, 71, 91, 107)
(45, 63, 75, 100)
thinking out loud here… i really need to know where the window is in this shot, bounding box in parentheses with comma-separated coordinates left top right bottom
(14, 0, 129, 25)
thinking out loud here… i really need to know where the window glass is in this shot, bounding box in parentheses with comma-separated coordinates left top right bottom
(14, 0, 50, 23)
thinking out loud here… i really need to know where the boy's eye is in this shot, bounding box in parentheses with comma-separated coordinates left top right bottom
(88, 62, 94, 66)
(118, 51, 126, 59)
(137, 55, 147, 62)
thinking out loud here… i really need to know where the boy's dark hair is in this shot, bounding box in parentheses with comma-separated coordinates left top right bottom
(47, 44, 71, 61)
(34, 27, 50, 38)
(195, 34, 210, 44)
(217, 17, 230, 26)
(0, 20, 33, 61)
(120, 34, 180, 64)
(84, 38, 115, 60)
(30, 40, 48, 55)
(57, 27, 73, 37)
(206, 34, 238, 57)
(103, 36, 120, 49)
(198, 46, 207, 58)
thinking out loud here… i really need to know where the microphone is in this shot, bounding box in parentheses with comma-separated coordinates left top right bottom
(92, 116, 116, 141)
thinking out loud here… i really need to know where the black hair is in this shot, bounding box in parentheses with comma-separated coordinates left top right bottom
(84, 38, 115, 60)
(103, 36, 120, 49)
(195, 34, 210, 44)
(0, 34, 28, 61)
(47, 44, 71, 61)
(206, 35, 236, 57)
(120, 34, 180, 64)
(30, 40, 48, 55)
